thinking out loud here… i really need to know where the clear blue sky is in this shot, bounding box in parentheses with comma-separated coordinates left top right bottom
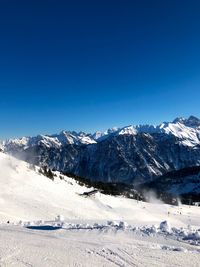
(0, 0, 200, 139)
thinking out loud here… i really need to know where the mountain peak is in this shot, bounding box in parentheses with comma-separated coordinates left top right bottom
(173, 115, 200, 128)
(117, 125, 137, 135)
(185, 115, 200, 128)
(173, 117, 185, 124)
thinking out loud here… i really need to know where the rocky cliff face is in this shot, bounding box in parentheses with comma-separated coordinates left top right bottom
(73, 133, 200, 183)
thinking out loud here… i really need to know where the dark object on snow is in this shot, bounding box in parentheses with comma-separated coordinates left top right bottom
(7, 221, 10, 224)
(82, 189, 98, 197)
(26, 225, 62, 231)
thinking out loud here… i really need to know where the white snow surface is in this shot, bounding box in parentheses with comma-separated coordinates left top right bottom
(0, 152, 200, 266)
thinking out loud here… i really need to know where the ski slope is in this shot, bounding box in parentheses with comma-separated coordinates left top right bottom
(0, 151, 199, 227)
(0, 152, 200, 266)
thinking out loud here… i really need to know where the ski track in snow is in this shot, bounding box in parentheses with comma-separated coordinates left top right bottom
(0, 224, 200, 267)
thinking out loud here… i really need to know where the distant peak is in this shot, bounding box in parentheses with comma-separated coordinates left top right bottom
(187, 115, 200, 122)
(173, 115, 200, 128)
(117, 125, 137, 135)
(185, 116, 200, 128)
(106, 127, 119, 134)
(60, 130, 68, 135)
(173, 117, 185, 124)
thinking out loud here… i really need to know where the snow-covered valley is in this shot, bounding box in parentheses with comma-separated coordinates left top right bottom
(0, 152, 200, 266)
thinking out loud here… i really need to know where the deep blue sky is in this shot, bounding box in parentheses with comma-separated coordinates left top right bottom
(0, 0, 200, 139)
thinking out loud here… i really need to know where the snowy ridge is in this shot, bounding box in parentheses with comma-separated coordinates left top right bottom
(94, 115, 200, 147)
(3, 130, 97, 151)
(17, 219, 200, 247)
(2, 115, 200, 151)
(157, 122, 200, 147)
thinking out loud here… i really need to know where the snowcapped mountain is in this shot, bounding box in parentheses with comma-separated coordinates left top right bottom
(94, 115, 200, 147)
(1, 115, 200, 184)
(92, 127, 120, 141)
(3, 130, 96, 152)
(173, 115, 200, 128)
(2, 115, 200, 150)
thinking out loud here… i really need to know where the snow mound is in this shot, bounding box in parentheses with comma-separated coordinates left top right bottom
(160, 220, 171, 232)
(11, 217, 200, 248)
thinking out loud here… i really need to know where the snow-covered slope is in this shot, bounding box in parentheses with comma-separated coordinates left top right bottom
(0, 152, 114, 222)
(155, 121, 200, 147)
(0, 152, 199, 228)
(1, 152, 200, 267)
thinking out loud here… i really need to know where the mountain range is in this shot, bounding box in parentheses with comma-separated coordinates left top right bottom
(1, 115, 200, 187)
